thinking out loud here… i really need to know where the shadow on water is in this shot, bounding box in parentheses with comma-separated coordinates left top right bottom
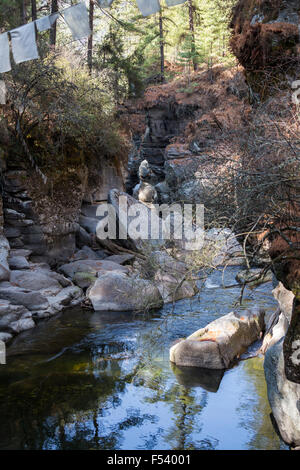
(0, 267, 289, 450)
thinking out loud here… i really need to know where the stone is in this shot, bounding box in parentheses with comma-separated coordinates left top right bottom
(70, 246, 101, 261)
(59, 259, 129, 279)
(236, 268, 273, 287)
(76, 226, 92, 248)
(105, 254, 135, 265)
(4, 226, 21, 238)
(264, 338, 300, 447)
(10, 249, 32, 258)
(273, 282, 294, 321)
(136, 182, 158, 204)
(88, 271, 163, 311)
(155, 270, 197, 303)
(107, 189, 165, 252)
(10, 317, 35, 334)
(0, 235, 10, 282)
(9, 269, 62, 294)
(0, 332, 12, 343)
(79, 215, 99, 234)
(0, 284, 49, 311)
(8, 256, 30, 270)
(0, 300, 31, 331)
(170, 308, 265, 369)
(204, 228, 245, 267)
(73, 272, 97, 289)
(155, 181, 171, 204)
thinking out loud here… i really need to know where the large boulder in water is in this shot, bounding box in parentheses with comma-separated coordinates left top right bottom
(264, 338, 300, 448)
(87, 271, 163, 312)
(170, 308, 265, 369)
(106, 189, 164, 252)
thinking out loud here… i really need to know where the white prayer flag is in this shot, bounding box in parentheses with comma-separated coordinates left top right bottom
(50, 13, 59, 25)
(165, 0, 186, 6)
(97, 0, 114, 7)
(10, 22, 39, 65)
(36, 16, 51, 32)
(136, 0, 161, 17)
(0, 33, 11, 73)
(0, 81, 7, 104)
(63, 3, 91, 40)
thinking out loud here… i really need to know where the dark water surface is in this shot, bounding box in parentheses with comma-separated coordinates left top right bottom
(0, 267, 288, 450)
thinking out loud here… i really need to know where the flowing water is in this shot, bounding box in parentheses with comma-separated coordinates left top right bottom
(0, 267, 288, 450)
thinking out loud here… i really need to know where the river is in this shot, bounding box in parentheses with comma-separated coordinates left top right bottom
(0, 266, 288, 450)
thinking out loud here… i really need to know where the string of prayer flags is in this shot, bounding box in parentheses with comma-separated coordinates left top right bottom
(165, 0, 187, 6)
(136, 0, 161, 17)
(63, 3, 91, 40)
(0, 33, 11, 73)
(97, 0, 114, 8)
(10, 22, 39, 65)
(36, 13, 59, 32)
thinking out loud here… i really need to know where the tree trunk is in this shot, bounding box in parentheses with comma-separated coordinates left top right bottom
(88, 0, 94, 75)
(159, 10, 165, 82)
(20, 0, 27, 24)
(188, 0, 197, 72)
(31, 0, 37, 21)
(50, 0, 58, 47)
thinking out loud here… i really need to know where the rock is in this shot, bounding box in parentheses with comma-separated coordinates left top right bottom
(204, 228, 245, 266)
(136, 181, 158, 204)
(261, 283, 294, 354)
(88, 271, 163, 311)
(10, 249, 32, 258)
(170, 308, 265, 369)
(0, 235, 10, 282)
(70, 246, 101, 261)
(76, 225, 92, 248)
(273, 282, 294, 321)
(73, 272, 97, 289)
(105, 254, 135, 265)
(155, 270, 197, 303)
(0, 332, 12, 343)
(0, 300, 31, 331)
(79, 215, 99, 234)
(155, 181, 171, 204)
(236, 268, 273, 287)
(59, 259, 129, 280)
(264, 338, 300, 447)
(164, 144, 193, 160)
(9, 269, 62, 294)
(0, 284, 49, 311)
(138, 160, 152, 181)
(8, 256, 30, 270)
(261, 310, 290, 354)
(4, 226, 21, 238)
(107, 189, 164, 252)
(9, 317, 35, 334)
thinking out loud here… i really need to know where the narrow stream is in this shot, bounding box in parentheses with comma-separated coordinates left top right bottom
(0, 267, 288, 450)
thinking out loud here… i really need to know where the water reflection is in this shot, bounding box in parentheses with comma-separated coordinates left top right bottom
(0, 267, 288, 450)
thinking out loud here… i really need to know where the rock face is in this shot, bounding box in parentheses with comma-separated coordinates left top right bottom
(170, 308, 265, 369)
(264, 338, 300, 448)
(0, 235, 10, 281)
(87, 271, 163, 311)
(261, 282, 295, 354)
(230, 0, 300, 95)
